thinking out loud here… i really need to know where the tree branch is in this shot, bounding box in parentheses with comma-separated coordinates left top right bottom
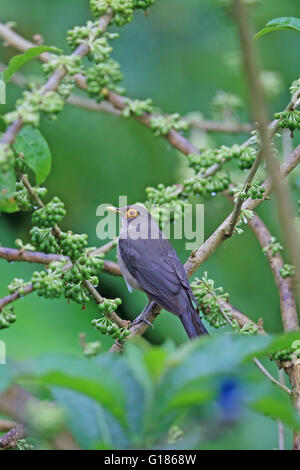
(0, 386, 79, 450)
(0, 13, 113, 147)
(0, 424, 26, 449)
(248, 214, 299, 332)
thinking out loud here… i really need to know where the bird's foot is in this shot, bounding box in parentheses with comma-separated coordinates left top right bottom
(131, 316, 154, 328)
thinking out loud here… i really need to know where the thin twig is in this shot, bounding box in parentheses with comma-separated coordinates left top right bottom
(278, 369, 286, 450)
(187, 118, 254, 134)
(253, 358, 291, 395)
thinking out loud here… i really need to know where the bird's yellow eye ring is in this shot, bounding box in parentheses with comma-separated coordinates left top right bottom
(127, 208, 138, 218)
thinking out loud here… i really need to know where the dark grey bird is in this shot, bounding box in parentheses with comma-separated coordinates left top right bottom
(107, 204, 208, 338)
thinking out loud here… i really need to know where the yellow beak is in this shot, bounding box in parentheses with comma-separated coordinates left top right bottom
(106, 206, 119, 213)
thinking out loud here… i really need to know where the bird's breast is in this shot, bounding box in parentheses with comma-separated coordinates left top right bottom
(117, 241, 142, 292)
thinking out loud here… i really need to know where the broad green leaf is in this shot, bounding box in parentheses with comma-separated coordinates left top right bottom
(252, 392, 300, 430)
(243, 331, 300, 361)
(51, 387, 128, 450)
(255, 17, 300, 40)
(3, 46, 61, 82)
(0, 165, 18, 212)
(14, 125, 52, 184)
(22, 355, 127, 426)
(143, 346, 168, 381)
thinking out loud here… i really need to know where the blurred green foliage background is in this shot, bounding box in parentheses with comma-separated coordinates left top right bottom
(0, 0, 300, 449)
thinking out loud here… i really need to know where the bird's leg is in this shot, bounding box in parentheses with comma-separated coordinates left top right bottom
(131, 301, 156, 327)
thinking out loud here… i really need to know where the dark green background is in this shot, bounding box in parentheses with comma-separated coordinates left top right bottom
(0, 0, 299, 449)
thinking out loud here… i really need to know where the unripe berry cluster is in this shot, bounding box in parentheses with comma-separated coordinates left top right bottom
(32, 197, 66, 228)
(15, 181, 47, 212)
(30, 227, 60, 254)
(90, 0, 134, 26)
(280, 264, 295, 278)
(191, 274, 229, 329)
(184, 173, 230, 196)
(150, 114, 188, 136)
(262, 236, 283, 257)
(86, 60, 123, 99)
(8, 278, 31, 296)
(59, 231, 88, 261)
(123, 98, 153, 117)
(274, 110, 300, 137)
(31, 266, 64, 299)
(272, 344, 300, 362)
(0, 307, 17, 329)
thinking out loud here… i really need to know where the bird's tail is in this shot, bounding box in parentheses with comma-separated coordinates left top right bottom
(180, 308, 208, 338)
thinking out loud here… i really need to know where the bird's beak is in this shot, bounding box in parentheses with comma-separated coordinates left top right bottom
(106, 206, 119, 213)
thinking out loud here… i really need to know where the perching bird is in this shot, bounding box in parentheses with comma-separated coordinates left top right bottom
(107, 204, 208, 338)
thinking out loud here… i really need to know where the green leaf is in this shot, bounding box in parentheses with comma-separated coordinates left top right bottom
(0, 165, 18, 213)
(3, 46, 61, 82)
(252, 391, 300, 430)
(255, 17, 300, 40)
(143, 346, 168, 381)
(22, 355, 127, 426)
(14, 125, 52, 184)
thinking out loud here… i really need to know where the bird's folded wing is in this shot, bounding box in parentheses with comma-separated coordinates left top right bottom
(119, 237, 189, 312)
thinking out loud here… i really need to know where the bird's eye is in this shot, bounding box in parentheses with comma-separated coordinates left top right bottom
(126, 209, 138, 218)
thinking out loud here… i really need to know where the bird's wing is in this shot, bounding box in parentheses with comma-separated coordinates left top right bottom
(118, 236, 194, 313)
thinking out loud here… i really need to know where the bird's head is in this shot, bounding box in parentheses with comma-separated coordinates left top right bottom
(107, 203, 149, 226)
(106, 204, 160, 239)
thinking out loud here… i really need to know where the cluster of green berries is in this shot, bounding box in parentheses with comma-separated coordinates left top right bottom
(191, 274, 230, 329)
(39, 91, 65, 122)
(290, 79, 300, 96)
(98, 297, 122, 314)
(32, 198, 66, 228)
(280, 264, 295, 279)
(274, 110, 300, 137)
(145, 183, 183, 205)
(30, 227, 60, 254)
(150, 113, 188, 136)
(14, 152, 30, 173)
(184, 172, 230, 197)
(92, 315, 130, 340)
(59, 231, 88, 261)
(63, 251, 104, 284)
(5, 90, 42, 127)
(236, 146, 256, 170)
(8, 278, 31, 296)
(133, 0, 155, 8)
(57, 77, 75, 100)
(90, 0, 134, 26)
(149, 203, 185, 229)
(123, 98, 153, 117)
(229, 182, 265, 203)
(272, 345, 300, 362)
(248, 182, 265, 200)
(5, 88, 64, 127)
(262, 236, 283, 257)
(187, 145, 239, 173)
(31, 265, 64, 299)
(231, 319, 258, 335)
(67, 21, 103, 50)
(64, 281, 90, 305)
(0, 307, 17, 329)
(43, 54, 82, 77)
(15, 181, 47, 212)
(86, 59, 123, 99)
